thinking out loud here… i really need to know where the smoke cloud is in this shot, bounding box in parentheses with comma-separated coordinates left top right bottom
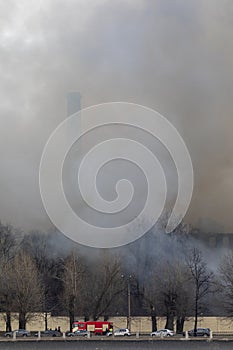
(0, 0, 233, 233)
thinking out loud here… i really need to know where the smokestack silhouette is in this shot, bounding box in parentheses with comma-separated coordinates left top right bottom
(67, 92, 81, 117)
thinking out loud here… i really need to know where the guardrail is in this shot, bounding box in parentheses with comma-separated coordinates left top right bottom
(2, 331, 233, 340)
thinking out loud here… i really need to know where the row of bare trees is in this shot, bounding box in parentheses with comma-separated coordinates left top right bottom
(0, 224, 43, 330)
(0, 221, 232, 333)
(144, 248, 214, 334)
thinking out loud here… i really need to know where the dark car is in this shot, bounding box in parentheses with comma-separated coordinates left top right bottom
(67, 330, 89, 337)
(183, 328, 210, 337)
(35, 330, 62, 337)
(5, 329, 31, 337)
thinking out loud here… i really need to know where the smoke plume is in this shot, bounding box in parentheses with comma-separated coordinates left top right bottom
(0, 0, 233, 233)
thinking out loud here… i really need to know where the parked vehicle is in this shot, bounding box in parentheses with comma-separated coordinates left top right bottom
(67, 330, 89, 337)
(151, 329, 174, 337)
(72, 321, 113, 335)
(5, 329, 31, 337)
(114, 328, 131, 336)
(183, 328, 210, 337)
(106, 331, 113, 336)
(34, 330, 62, 337)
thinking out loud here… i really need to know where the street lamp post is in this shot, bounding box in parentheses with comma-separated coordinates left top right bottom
(121, 275, 132, 331)
(127, 278, 131, 332)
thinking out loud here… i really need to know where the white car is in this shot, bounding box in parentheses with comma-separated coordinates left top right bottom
(151, 329, 174, 337)
(114, 328, 131, 336)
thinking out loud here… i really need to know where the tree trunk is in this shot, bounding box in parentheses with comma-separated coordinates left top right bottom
(165, 312, 174, 330)
(194, 292, 198, 336)
(5, 311, 12, 332)
(69, 311, 74, 332)
(69, 295, 75, 332)
(44, 312, 48, 331)
(176, 316, 185, 334)
(19, 312, 26, 329)
(150, 305, 157, 332)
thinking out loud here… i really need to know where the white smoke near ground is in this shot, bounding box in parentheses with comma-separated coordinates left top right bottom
(0, 0, 233, 233)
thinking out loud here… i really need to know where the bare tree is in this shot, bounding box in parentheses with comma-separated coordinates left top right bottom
(22, 231, 62, 330)
(7, 251, 43, 329)
(144, 274, 158, 332)
(87, 253, 125, 321)
(60, 250, 86, 331)
(218, 250, 233, 315)
(145, 260, 191, 332)
(0, 223, 18, 331)
(0, 223, 17, 267)
(186, 248, 213, 335)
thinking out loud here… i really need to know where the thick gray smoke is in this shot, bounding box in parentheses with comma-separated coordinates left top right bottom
(0, 0, 233, 233)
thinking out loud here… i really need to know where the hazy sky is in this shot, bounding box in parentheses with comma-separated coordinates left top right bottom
(0, 0, 233, 233)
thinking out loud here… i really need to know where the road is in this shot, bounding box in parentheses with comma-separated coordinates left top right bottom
(0, 340, 232, 350)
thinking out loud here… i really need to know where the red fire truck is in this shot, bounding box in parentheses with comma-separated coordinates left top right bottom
(72, 321, 113, 335)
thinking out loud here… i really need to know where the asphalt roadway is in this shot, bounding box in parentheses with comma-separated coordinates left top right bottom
(0, 340, 233, 350)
